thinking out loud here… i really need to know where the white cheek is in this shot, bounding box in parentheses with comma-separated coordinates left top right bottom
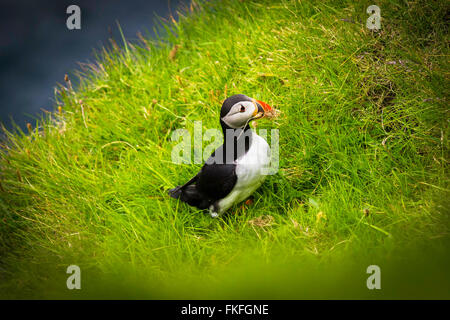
(223, 114, 242, 128)
(229, 114, 245, 127)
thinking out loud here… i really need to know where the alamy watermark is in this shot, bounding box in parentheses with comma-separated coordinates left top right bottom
(366, 265, 381, 290)
(366, 5, 381, 30)
(66, 5, 81, 30)
(66, 265, 81, 289)
(170, 121, 279, 175)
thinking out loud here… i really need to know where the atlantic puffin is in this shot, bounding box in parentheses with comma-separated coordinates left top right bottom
(168, 94, 273, 217)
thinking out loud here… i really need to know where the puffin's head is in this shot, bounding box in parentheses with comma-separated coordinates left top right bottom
(220, 94, 272, 129)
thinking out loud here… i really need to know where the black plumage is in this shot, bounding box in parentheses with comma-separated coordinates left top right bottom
(168, 124, 252, 211)
(168, 161, 237, 211)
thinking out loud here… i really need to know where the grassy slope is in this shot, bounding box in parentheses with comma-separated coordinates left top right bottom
(0, 0, 449, 298)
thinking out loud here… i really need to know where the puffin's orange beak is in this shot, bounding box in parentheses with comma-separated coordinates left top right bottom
(256, 99, 272, 113)
(252, 99, 272, 119)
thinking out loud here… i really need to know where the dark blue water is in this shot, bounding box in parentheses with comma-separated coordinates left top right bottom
(0, 0, 182, 130)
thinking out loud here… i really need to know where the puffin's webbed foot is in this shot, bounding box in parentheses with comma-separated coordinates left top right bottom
(210, 212, 219, 218)
(208, 204, 220, 218)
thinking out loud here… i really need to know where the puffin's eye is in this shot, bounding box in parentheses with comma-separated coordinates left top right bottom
(240, 105, 246, 112)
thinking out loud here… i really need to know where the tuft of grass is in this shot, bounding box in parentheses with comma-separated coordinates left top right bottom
(0, 0, 449, 298)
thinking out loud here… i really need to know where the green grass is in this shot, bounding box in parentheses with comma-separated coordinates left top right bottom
(0, 0, 449, 299)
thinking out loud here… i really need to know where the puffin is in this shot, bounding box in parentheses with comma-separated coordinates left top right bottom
(168, 94, 273, 217)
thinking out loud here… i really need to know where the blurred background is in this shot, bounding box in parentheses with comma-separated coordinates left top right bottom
(0, 0, 182, 130)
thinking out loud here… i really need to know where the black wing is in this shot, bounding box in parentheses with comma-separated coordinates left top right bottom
(196, 162, 237, 200)
(168, 145, 237, 210)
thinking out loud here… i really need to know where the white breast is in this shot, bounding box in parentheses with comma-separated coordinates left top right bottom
(214, 130, 270, 215)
